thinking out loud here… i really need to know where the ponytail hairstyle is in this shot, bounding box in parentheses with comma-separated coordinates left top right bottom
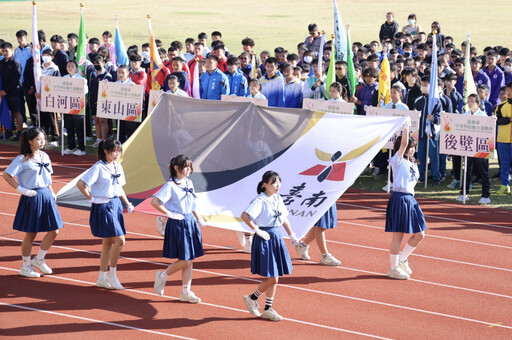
(19, 127, 46, 161)
(257, 170, 281, 194)
(97, 137, 122, 162)
(393, 134, 417, 160)
(169, 154, 193, 183)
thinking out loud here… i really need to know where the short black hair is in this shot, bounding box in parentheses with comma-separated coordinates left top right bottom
(172, 56, 183, 62)
(171, 40, 183, 50)
(265, 57, 278, 65)
(205, 54, 219, 63)
(129, 54, 142, 62)
(102, 30, 112, 38)
(185, 38, 195, 44)
(50, 35, 65, 44)
(167, 46, 178, 53)
(89, 37, 101, 45)
(227, 56, 240, 66)
(211, 31, 222, 37)
(198, 32, 208, 40)
(38, 30, 46, 42)
(241, 37, 255, 47)
(308, 23, 318, 32)
(1, 42, 13, 50)
(15, 30, 28, 38)
(67, 33, 78, 40)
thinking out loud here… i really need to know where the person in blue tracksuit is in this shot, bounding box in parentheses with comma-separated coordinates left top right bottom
(227, 56, 249, 97)
(199, 54, 229, 100)
(259, 57, 285, 107)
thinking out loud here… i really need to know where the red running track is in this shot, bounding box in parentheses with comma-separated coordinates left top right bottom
(0, 144, 511, 339)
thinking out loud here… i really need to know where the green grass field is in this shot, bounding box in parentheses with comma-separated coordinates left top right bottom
(0, 0, 511, 56)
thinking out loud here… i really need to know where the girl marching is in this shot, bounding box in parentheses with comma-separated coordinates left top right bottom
(241, 170, 299, 321)
(151, 155, 206, 303)
(385, 119, 427, 279)
(76, 137, 133, 289)
(3, 127, 63, 277)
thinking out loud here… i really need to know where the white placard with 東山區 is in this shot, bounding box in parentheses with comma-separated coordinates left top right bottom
(96, 82, 144, 122)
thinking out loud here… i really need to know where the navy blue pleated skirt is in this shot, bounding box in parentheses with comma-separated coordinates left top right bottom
(163, 213, 204, 260)
(315, 203, 338, 229)
(251, 226, 292, 278)
(385, 191, 427, 234)
(89, 197, 126, 238)
(13, 187, 63, 233)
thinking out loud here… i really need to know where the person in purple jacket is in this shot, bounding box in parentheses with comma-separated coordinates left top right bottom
(453, 58, 465, 96)
(482, 50, 505, 107)
(504, 58, 512, 85)
(352, 67, 379, 115)
(471, 56, 491, 96)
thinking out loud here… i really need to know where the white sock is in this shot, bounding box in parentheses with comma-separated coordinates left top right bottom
(99, 271, 107, 280)
(182, 284, 190, 295)
(109, 267, 117, 276)
(400, 244, 417, 262)
(22, 256, 31, 267)
(160, 271, 169, 281)
(390, 254, 399, 269)
(36, 249, 48, 260)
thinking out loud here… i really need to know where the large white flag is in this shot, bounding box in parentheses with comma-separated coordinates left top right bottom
(31, 2, 41, 97)
(333, 0, 348, 61)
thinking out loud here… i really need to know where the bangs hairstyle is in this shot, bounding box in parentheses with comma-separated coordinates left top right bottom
(20, 127, 46, 161)
(169, 154, 193, 182)
(257, 170, 281, 194)
(97, 137, 122, 162)
(393, 134, 417, 155)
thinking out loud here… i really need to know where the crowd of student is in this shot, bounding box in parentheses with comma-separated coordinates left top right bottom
(1, 11, 511, 198)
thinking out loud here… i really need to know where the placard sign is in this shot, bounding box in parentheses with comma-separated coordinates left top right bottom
(96, 82, 144, 122)
(302, 98, 354, 115)
(366, 106, 421, 148)
(40, 76, 86, 115)
(221, 94, 268, 107)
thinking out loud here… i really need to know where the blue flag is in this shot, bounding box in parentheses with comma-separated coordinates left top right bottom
(0, 76, 12, 131)
(115, 21, 129, 67)
(426, 33, 439, 136)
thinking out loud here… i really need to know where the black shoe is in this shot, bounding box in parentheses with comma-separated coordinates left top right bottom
(492, 172, 501, 178)
(4, 130, 13, 139)
(12, 133, 21, 141)
(432, 179, 440, 186)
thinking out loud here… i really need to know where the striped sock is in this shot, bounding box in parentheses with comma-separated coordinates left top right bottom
(264, 297, 274, 311)
(250, 289, 261, 300)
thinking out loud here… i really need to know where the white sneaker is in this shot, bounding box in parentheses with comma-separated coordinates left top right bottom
(382, 184, 392, 192)
(73, 149, 86, 156)
(20, 265, 41, 278)
(49, 141, 59, 148)
(398, 260, 412, 275)
(32, 258, 52, 274)
(243, 295, 261, 317)
(179, 291, 201, 303)
(96, 278, 113, 289)
(63, 128, 67, 136)
(478, 197, 491, 205)
(260, 308, 283, 321)
(92, 139, 101, 148)
(386, 266, 410, 280)
(243, 235, 252, 254)
(154, 271, 166, 296)
(320, 253, 341, 266)
(294, 241, 310, 260)
(106, 274, 124, 290)
(156, 216, 167, 236)
(456, 194, 469, 202)
(62, 148, 74, 155)
(372, 167, 381, 177)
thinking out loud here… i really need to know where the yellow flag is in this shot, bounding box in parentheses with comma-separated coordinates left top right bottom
(148, 17, 163, 90)
(378, 56, 391, 107)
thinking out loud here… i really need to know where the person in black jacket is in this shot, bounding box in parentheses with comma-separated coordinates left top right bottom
(0, 42, 24, 140)
(22, 52, 38, 127)
(50, 35, 69, 77)
(379, 12, 399, 43)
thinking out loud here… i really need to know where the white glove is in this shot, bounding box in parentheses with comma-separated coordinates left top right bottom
(52, 192, 57, 201)
(156, 216, 166, 236)
(127, 203, 134, 213)
(254, 227, 270, 241)
(166, 211, 184, 220)
(197, 218, 206, 228)
(289, 233, 300, 245)
(17, 186, 37, 197)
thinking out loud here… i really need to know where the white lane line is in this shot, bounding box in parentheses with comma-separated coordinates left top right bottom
(0, 156, 89, 171)
(338, 202, 512, 231)
(2, 211, 510, 274)
(0, 301, 196, 339)
(0, 266, 388, 339)
(2, 233, 512, 331)
(339, 220, 512, 250)
(327, 240, 512, 273)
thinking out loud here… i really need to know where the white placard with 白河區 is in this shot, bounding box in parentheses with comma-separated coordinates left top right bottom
(40, 76, 86, 115)
(366, 106, 421, 149)
(440, 112, 496, 158)
(96, 82, 144, 122)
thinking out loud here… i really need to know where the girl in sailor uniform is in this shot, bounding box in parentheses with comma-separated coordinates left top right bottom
(241, 171, 300, 322)
(151, 155, 206, 303)
(385, 120, 427, 280)
(76, 137, 133, 290)
(3, 127, 63, 278)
